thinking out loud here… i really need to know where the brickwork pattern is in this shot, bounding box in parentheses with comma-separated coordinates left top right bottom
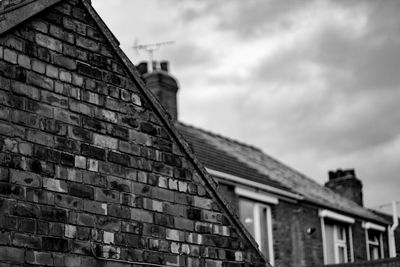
(0, 1, 265, 266)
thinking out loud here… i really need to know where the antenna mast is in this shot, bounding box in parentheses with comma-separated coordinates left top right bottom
(133, 40, 174, 71)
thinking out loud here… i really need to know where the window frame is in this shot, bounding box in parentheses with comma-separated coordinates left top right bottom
(320, 209, 355, 264)
(363, 222, 385, 260)
(236, 188, 277, 266)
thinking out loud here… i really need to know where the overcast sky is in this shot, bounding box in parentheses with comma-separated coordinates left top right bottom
(93, 0, 400, 211)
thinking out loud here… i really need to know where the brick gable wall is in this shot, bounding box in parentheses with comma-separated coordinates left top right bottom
(0, 1, 266, 266)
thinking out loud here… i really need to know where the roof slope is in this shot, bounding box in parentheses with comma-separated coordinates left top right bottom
(177, 122, 388, 224)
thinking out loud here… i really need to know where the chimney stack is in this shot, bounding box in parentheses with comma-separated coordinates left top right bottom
(325, 169, 363, 206)
(138, 61, 179, 121)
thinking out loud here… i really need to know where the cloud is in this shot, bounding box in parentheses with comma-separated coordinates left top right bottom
(93, 0, 400, 207)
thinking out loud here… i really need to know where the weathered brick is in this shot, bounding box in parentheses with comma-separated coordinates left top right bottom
(39, 118, 67, 136)
(88, 158, 98, 172)
(31, 20, 49, 33)
(76, 36, 99, 52)
(75, 212, 95, 227)
(17, 54, 31, 69)
(108, 151, 130, 166)
(83, 200, 107, 215)
(54, 136, 80, 153)
(107, 124, 129, 140)
(26, 99, 53, 117)
(96, 109, 118, 123)
(40, 205, 67, 223)
(46, 64, 59, 79)
(130, 208, 153, 223)
(63, 16, 86, 35)
(65, 224, 77, 238)
(69, 99, 94, 116)
(60, 69, 72, 83)
(85, 78, 108, 94)
(37, 46, 52, 62)
(10, 169, 41, 188)
(175, 217, 194, 231)
(27, 188, 54, 204)
(41, 90, 68, 108)
(0, 246, 25, 263)
(68, 126, 91, 142)
(77, 62, 102, 79)
(94, 188, 119, 203)
(75, 155, 86, 169)
(27, 71, 54, 90)
(82, 90, 103, 105)
(152, 187, 174, 202)
(12, 233, 41, 249)
(54, 107, 80, 126)
(3, 48, 17, 64)
(61, 152, 75, 166)
(43, 177, 67, 192)
(69, 182, 94, 199)
(42, 236, 69, 252)
(55, 193, 82, 210)
(56, 166, 82, 182)
(35, 33, 62, 52)
(103, 71, 124, 87)
(93, 133, 118, 149)
(11, 80, 40, 100)
(81, 143, 106, 160)
(32, 59, 46, 73)
(49, 24, 75, 44)
(0, 231, 11, 245)
(12, 202, 39, 218)
(26, 250, 53, 265)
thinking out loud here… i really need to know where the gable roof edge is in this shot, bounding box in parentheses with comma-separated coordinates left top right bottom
(79, 0, 269, 265)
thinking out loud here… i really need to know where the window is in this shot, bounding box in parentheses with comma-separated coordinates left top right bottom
(239, 198, 273, 263)
(320, 210, 354, 265)
(364, 222, 385, 260)
(236, 188, 276, 265)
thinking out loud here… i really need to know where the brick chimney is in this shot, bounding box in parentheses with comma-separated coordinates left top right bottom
(138, 61, 179, 120)
(325, 169, 363, 206)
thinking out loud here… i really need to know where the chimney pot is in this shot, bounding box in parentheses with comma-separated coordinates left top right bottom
(160, 61, 169, 72)
(152, 61, 158, 71)
(137, 62, 148, 75)
(328, 171, 336, 180)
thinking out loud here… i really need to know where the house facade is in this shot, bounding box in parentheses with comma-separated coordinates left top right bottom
(139, 62, 399, 267)
(0, 1, 268, 266)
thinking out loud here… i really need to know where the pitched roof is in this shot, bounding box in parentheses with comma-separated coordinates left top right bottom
(0, 0, 268, 264)
(177, 122, 389, 224)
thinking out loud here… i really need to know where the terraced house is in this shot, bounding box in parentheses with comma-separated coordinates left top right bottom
(137, 61, 400, 267)
(0, 0, 268, 266)
(0, 1, 398, 267)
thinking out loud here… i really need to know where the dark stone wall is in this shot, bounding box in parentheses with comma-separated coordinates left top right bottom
(0, 1, 266, 266)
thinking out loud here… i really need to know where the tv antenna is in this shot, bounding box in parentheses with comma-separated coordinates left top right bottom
(133, 40, 175, 70)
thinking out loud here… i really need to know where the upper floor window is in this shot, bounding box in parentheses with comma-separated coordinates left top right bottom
(320, 210, 354, 265)
(236, 188, 277, 265)
(364, 222, 385, 260)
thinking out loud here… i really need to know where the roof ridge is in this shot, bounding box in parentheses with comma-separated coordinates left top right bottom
(177, 121, 264, 153)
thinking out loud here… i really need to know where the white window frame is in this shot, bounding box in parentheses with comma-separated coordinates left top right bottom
(236, 188, 276, 266)
(363, 222, 385, 260)
(334, 225, 348, 263)
(320, 209, 354, 264)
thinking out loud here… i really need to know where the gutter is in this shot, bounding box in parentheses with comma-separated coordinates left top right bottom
(389, 200, 398, 257)
(206, 168, 304, 200)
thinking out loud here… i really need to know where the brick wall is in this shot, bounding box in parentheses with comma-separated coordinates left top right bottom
(0, 0, 266, 266)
